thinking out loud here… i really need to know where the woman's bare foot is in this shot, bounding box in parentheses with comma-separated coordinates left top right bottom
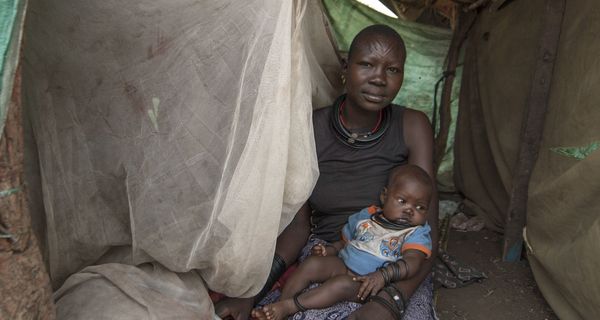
(261, 299, 298, 320)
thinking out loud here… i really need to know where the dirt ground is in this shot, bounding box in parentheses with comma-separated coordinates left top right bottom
(435, 228, 558, 320)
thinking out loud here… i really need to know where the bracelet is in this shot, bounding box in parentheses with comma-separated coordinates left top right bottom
(390, 262, 400, 282)
(293, 292, 307, 312)
(369, 295, 404, 319)
(378, 265, 390, 284)
(398, 258, 409, 280)
(381, 261, 404, 283)
(254, 253, 287, 304)
(382, 285, 407, 316)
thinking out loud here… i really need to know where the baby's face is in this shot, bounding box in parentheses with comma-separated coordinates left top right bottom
(381, 179, 431, 226)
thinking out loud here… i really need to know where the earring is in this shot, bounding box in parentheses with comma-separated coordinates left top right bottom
(341, 74, 346, 84)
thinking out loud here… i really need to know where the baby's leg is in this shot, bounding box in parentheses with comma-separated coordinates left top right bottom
(279, 255, 347, 301)
(254, 256, 348, 320)
(295, 274, 362, 308)
(260, 274, 361, 320)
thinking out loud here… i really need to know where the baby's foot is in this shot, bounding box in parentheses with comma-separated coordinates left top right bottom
(251, 307, 269, 320)
(262, 299, 298, 320)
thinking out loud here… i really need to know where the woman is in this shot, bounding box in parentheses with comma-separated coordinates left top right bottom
(216, 24, 438, 320)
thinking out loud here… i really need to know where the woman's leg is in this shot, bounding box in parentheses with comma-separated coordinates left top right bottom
(403, 274, 435, 319)
(348, 274, 435, 320)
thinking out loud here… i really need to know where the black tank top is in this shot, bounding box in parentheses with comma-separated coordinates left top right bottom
(309, 103, 409, 242)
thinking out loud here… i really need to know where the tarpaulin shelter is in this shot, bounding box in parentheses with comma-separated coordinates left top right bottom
(0, 0, 598, 319)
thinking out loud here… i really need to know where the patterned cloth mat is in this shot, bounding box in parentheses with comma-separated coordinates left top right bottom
(433, 205, 487, 289)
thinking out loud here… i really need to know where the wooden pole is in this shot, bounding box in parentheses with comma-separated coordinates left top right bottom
(502, 0, 566, 261)
(0, 65, 55, 318)
(434, 8, 476, 171)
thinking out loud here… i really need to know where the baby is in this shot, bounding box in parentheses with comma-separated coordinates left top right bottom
(253, 164, 433, 320)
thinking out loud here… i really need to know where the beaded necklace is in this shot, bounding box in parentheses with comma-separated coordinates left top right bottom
(330, 95, 391, 149)
(370, 211, 413, 231)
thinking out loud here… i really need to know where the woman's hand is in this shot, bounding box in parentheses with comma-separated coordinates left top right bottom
(353, 271, 385, 301)
(310, 243, 337, 256)
(214, 297, 254, 320)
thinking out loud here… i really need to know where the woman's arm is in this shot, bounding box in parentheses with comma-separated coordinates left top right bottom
(396, 108, 439, 296)
(215, 202, 312, 319)
(350, 109, 438, 320)
(275, 202, 312, 264)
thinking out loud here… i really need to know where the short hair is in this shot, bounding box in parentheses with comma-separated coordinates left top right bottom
(347, 24, 406, 61)
(387, 164, 433, 192)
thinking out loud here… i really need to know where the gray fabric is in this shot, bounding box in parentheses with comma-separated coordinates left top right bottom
(309, 100, 408, 242)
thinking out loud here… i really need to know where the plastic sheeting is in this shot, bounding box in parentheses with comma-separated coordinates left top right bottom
(0, 0, 26, 136)
(454, 0, 600, 318)
(23, 0, 340, 317)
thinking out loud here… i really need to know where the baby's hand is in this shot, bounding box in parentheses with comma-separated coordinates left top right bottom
(311, 243, 328, 256)
(353, 271, 386, 301)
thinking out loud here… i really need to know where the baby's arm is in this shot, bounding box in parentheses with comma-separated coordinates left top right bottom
(354, 249, 427, 300)
(397, 224, 431, 279)
(311, 240, 345, 256)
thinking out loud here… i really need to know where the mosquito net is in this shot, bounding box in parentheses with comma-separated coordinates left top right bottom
(23, 0, 340, 317)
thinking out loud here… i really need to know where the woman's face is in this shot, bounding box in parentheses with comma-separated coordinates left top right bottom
(344, 35, 405, 113)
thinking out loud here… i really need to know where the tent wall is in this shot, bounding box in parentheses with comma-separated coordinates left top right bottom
(455, 0, 600, 318)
